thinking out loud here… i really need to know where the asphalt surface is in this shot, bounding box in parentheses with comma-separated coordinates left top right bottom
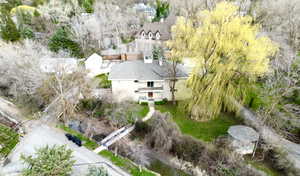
(1, 124, 131, 176)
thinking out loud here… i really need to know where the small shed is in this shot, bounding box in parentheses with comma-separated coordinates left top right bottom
(228, 125, 259, 155)
(85, 53, 103, 77)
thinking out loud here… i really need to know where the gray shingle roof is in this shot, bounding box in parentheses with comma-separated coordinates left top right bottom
(137, 13, 177, 41)
(108, 60, 188, 80)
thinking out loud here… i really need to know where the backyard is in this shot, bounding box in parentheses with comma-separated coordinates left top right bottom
(0, 124, 19, 157)
(155, 102, 243, 142)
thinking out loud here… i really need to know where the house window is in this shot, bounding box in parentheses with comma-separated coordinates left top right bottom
(155, 32, 160, 40)
(148, 32, 153, 40)
(141, 31, 145, 39)
(148, 92, 153, 98)
(147, 81, 154, 87)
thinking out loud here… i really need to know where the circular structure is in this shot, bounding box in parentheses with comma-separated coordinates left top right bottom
(228, 125, 259, 143)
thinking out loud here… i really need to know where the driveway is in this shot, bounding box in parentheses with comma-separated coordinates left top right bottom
(1, 124, 131, 176)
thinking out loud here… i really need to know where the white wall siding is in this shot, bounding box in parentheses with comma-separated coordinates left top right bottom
(111, 79, 188, 102)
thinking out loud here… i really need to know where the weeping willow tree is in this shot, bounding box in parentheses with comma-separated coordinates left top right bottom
(168, 2, 278, 121)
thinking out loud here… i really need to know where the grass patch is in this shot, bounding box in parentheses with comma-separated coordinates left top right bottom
(246, 159, 281, 176)
(0, 124, 19, 157)
(95, 74, 111, 88)
(99, 150, 156, 176)
(136, 104, 150, 119)
(57, 124, 98, 150)
(155, 103, 242, 142)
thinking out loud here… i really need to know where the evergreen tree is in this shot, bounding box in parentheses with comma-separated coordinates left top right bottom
(0, 8, 21, 42)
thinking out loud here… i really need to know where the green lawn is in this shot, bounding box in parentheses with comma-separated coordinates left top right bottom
(99, 150, 156, 176)
(0, 124, 19, 157)
(57, 125, 98, 150)
(155, 103, 243, 142)
(136, 104, 150, 119)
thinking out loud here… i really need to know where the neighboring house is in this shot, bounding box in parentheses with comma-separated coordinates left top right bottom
(135, 13, 176, 54)
(40, 58, 78, 74)
(108, 57, 188, 103)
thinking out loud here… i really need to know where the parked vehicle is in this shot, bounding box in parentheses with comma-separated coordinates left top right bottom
(65, 133, 82, 147)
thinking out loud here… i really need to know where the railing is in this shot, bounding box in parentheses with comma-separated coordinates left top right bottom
(136, 86, 163, 92)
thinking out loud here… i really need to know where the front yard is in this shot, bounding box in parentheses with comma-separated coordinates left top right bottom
(0, 124, 19, 157)
(155, 102, 243, 142)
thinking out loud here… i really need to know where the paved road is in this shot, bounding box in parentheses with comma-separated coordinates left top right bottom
(1, 124, 131, 176)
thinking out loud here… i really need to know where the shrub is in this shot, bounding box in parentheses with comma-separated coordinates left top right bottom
(48, 27, 84, 58)
(31, 0, 47, 7)
(171, 135, 206, 165)
(21, 145, 75, 176)
(267, 147, 300, 176)
(153, 0, 170, 22)
(154, 98, 167, 105)
(146, 112, 180, 151)
(134, 120, 151, 138)
(78, 98, 102, 112)
(1, 0, 22, 11)
(20, 27, 35, 39)
(78, 0, 95, 13)
(96, 74, 111, 88)
(140, 102, 148, 106)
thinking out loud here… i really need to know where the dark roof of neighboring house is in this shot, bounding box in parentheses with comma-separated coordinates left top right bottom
(137, 13, 177, 41)
(108, 60, 188, 81)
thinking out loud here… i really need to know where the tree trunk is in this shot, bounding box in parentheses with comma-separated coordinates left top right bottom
(170, 80, 176, 105)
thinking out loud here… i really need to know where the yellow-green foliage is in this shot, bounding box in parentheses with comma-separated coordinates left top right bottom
(168, 2, 278, 120)
(11, 5, 38, 16)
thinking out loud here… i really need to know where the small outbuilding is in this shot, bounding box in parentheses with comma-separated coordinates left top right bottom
(228, 125, 259, 155)
(85, 53, 103, 77)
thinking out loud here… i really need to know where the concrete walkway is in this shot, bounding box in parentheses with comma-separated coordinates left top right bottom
(94, 102, 155, 153)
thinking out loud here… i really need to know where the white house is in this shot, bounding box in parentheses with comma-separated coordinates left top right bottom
(85, 53, 104, 77)
(85, 53, 120, 77)
(40, 58, 78, 74)
(108, 57, 188, 103)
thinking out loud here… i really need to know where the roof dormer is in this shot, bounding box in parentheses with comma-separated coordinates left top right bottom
(140, 30, 146, 39)
(155, 31, 161, 40)
(148, 31, 153, 40)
